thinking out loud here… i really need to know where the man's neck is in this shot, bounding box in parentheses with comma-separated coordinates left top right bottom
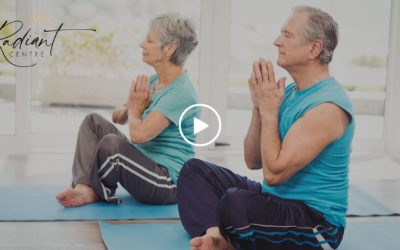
(289, 63, 330, 90)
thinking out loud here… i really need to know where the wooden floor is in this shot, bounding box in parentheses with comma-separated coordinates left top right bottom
(0, 150, 399, 249)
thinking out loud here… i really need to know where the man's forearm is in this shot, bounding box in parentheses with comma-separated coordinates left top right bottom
(244, 108, 262, 169)
(260, 111, 282, 179)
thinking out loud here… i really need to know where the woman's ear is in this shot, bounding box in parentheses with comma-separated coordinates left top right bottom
(165, 42, 177, 57)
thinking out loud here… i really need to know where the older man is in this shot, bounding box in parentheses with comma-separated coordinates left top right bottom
(177, 6, 354, 250)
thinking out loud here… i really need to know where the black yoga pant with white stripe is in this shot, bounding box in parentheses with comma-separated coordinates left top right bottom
(177, 158, 344, 249)
(72, 112, 176, 205)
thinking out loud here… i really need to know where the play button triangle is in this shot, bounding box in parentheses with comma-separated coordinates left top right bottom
(193, 117, 209, 135)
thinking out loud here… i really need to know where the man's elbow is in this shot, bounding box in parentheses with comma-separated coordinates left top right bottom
(245, 160, 261, 170)
(264, 174, 285, 186)
(244, 156, 262, 170)
(244, 159, 255, 170)
(263, 165, 287, 186)
(247, 164, 259, 170)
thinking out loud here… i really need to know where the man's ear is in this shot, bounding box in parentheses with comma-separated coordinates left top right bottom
(165, 42, 177, 57)
(309, 39, 323, 60)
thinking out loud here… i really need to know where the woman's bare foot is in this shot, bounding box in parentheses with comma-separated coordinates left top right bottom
(56, 184, 98, 207)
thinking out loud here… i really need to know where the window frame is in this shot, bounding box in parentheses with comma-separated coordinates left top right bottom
(0, 0, 31, 154)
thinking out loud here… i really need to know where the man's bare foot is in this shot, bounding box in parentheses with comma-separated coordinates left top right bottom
(56, 184, 98, 207)
(190, 235, 235, 250)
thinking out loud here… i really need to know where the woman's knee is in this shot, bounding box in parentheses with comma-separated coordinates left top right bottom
(82, 112, 102, 124)
(80, 112, 105, 130)
(97, 134, 126, 154)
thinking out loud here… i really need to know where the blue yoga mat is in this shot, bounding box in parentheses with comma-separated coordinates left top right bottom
(347, 185, 399, 216)
(0, 187, 178, 221)
(99, 220, 400, 250)
(100, 222, 190, 250)
(0, 185, 397, 221)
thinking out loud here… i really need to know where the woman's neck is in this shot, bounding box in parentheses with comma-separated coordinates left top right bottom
(154, 62, 184, 86)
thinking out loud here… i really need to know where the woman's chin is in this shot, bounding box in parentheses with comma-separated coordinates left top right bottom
(142, 60, 154, 67)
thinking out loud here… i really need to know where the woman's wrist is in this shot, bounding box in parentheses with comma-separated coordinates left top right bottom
(127, 108, 142, 120)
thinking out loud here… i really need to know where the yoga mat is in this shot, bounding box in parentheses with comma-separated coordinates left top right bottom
(99, 220, 400, 250)
(0, 185, 397, 221)
(0, 187, 178, 221)
(99, 222, 190, 250)
(347, 185, 399, 216)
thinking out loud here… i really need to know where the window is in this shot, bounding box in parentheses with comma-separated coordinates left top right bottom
(0, 0, 16, 135)
(30, 0, 200, 134)
(228, 0, 391, 144)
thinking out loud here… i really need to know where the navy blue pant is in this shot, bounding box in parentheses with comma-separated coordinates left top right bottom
(177, 158, 344, 250)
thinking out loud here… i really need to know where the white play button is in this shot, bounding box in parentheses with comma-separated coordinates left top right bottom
(179, 104, 222, 147)
(193, 117, 209, 135)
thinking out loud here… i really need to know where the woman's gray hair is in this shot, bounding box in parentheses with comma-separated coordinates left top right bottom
(294, 6, 339, 64)
(150, 12, 198, 66)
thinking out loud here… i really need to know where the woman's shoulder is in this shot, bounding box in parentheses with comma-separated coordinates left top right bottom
(170, 73, 198, 99)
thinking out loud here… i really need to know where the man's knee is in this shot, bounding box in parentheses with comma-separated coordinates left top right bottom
(180, 158, 208, 176)
(178, 158, 208, 185)
(217, 188, 249, 224)
(177, 158, 210, 202)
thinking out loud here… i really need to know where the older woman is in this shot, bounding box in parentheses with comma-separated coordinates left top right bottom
(56, 12, 198, 207)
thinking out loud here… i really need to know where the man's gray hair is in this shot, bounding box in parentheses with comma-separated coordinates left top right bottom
(150, 12, 198, 66)
(294, 6, 339, 64)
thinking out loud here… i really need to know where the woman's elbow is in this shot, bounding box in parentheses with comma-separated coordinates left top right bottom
(130, 133, 149, 144)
